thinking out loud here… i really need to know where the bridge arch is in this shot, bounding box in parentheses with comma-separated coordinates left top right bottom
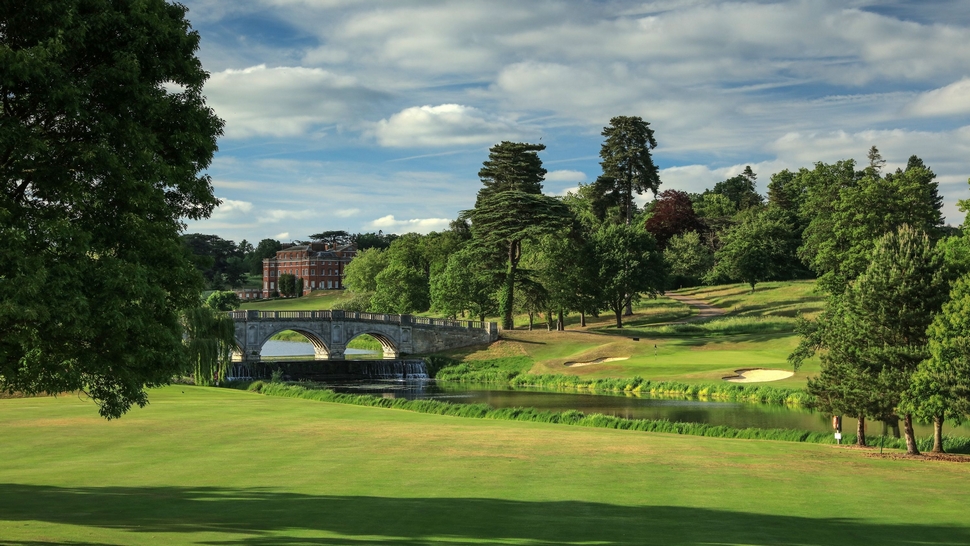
(262, 327, 331, 360)
(346, 331, 399, 359)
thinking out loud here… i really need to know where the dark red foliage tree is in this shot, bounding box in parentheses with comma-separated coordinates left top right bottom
(643, 190, 705, 249)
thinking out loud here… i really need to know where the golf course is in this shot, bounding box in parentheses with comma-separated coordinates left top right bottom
(4, 281, 970, 545)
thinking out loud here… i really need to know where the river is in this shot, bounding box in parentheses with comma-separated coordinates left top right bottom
(260, 340, 970, 438)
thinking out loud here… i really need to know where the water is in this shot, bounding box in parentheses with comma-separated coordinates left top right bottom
(260, 340, 381, 359)
(319, 379, 970, 438)
(255, 341, 970, 438)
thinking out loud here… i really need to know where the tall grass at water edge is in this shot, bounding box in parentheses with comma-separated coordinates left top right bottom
(237, 381, 970, 454)
(427, 355, 811, 406)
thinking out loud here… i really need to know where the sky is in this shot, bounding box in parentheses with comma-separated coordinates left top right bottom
(180, 0, 970, 244)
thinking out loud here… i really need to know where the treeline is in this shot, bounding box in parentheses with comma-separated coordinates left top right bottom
(180, 230, 399, 290)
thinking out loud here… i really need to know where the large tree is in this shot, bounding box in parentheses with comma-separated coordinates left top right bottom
(594, 223, 666, 328)
(466, 142, 570, 330)
(711, 207, 797, 292)
(598, 116, 661, 225)
(708, 166, 763, 211)
(182, 233, 247, 289)
(643, 189, 704, 250)
(0, 0, 222, 418)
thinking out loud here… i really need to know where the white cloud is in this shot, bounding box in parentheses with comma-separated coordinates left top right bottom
(905, 78, 970, 117)
(275, 232, 290, 240)
(367, 215, 451, 234)
(372, 104, 531, 147)
(205, 64, 387, 138)
(545, 170, 587, 183)
(333, 208, 361, 218)
(259, 209, 318, 224)
(211, 198, 254, 217)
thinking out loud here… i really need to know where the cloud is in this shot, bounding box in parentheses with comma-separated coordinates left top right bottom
(905, 78, 970, 117)
(211, 198, 254, 217)
(545, 170, 587, 183)
(259, 209, 318, 223)
(367, 215, 452, 234)
(205, 64, 388, 138)
(372, 104, 532, 147)
(275, 232, 290, 240)
(333, 208, 361, 218)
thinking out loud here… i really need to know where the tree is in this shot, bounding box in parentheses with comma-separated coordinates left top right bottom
(901, 274, 970, 452)
(593, 224, 665, 328)
(643, 189, 704, 249)
(712, 207, 795, 292)
(664, 231, 714, 289)
(309, 230, 350, 247)
(430, 246, 499, 321)
(247, 238, 282, 275)
(0, 0, 223, 418)
(867, 145, 886, 174)
(182, 234, 247, 289)
(708, 166, 763, 211)
(477, 142, 547, 200)
(205, 291, 241, 311)
(800, 157, 943, 294)
(343, 247, 390, 294)
(278, 274, 296, 297)
(466, 142, 570, 330)
(467, 190, 571, 330)
(182, 306, 236, 387)
(795, 226, 948, 454)
(370, 263, 430, 314)
(351, 231, 398, 251)
(598, 116, 661, 225)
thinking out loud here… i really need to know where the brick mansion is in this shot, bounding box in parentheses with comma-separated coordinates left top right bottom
(261, 242, 357, 298)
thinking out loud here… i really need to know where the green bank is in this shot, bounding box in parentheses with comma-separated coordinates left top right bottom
(1, 385, 968, 545)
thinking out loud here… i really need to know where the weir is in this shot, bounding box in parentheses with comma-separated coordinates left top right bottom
(228, 359, 430, 381)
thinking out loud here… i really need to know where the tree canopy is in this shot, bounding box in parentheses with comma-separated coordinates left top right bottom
(598, 116, 661, 224)
(0, 0, 223, 418)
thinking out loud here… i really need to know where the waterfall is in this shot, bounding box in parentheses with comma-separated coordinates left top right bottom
(362, 360, 429, 380)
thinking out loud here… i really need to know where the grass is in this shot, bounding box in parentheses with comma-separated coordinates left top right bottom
(240, 289, 355, 311)
(2, 386, 969, 545)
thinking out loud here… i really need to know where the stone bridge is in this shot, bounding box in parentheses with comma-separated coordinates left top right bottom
(229, 310, 499, 361)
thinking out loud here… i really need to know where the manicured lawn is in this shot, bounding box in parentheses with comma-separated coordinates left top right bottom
(240, 289, 354, 311)
(1, 386, 968, 545)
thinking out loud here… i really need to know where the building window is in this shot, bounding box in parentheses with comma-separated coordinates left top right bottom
(310, 269, 315, 275)
(270, 282, 275, 289)
(327, 280, 332, 289)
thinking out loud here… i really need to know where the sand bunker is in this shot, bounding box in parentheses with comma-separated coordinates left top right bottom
(723, 368, 794, 383)
(564, 357, 630, 367)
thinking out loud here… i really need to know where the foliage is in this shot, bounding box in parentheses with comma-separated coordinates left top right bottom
(664, 231, 713, 288)
(466, 184, 572, 330)
(643, 189, 704, 249)
(308, 230, 350, 246)
(692, 192, 736, 219)
(182, 233, 248, 289)
(343, 247, 389, 294)
(597, 116, 661, 224)
(710, 207, 797, 292)
(182, 307, 236, 386)
(593, 223, 665, 327)
(431, 246, 499, 321)
(707, 166, 763, 210)
(351, 230, 399, 250)
(370, 263, 430, 314)
(247, 238, 282, 275)
(340, 291, 374, 312)
(205, 291, 241, 311)
(800, 158, 943, 294)
(0, 0, 222, 418)
(278, 274, 297, 297)
(476, 141, 547, 200)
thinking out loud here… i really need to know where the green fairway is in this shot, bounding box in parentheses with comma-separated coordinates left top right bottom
(240, 289, 354, 311)
(1, 386, 968, 545)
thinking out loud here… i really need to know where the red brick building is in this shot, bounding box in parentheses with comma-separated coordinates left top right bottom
(262, 242, 357, 298)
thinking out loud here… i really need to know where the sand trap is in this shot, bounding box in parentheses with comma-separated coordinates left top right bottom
(723, 368, 794, 383)
(564, 357, 630, 367)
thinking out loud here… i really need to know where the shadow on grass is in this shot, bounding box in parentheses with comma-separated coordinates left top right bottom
(0, 484, 966, 545)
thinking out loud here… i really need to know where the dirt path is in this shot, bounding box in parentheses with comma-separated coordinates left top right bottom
(665, 293, 726, 323)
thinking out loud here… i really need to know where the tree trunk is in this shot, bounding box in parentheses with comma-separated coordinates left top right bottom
(624, 298, 633, 316)
(614, 307, 623, 328)
(932, 414, 945, 453)
(902, 413, 920, 455)
(527, 312, 533, 331)
(885, 414, 901, 438)
(500, 241, 519, 330)
(856, 415, 866, 447)
(580, 311, 586, 327)
(546, 309, 555, 331)
(749, 282, 756, 294)
(557, 309, 564, 331)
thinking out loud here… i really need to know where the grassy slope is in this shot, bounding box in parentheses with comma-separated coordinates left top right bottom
(1, 386, 968, 545)
(439, 281, 823, 387)
(239, 289, 354, 311)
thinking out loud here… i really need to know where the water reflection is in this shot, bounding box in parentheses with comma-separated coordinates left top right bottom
(261, 340, 380, 359)
(320, 379, 970, 438)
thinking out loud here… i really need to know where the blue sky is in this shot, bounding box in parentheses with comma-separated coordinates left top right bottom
(181, 0, 970, 244)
